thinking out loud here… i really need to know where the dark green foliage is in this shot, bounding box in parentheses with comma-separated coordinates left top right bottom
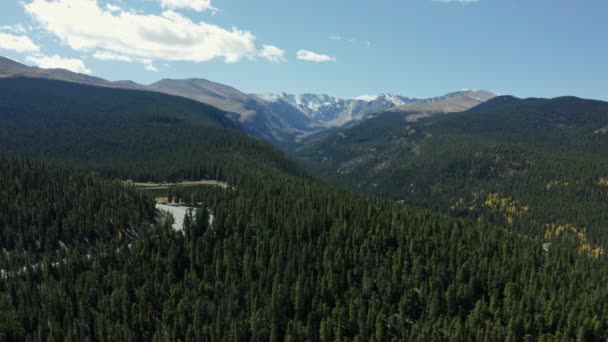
(0, 155, 155, 254)
(297, 96, 608, 244)
(0, 77, 303, 182)
(1, 84, 608, 341)
(1, 169, 608, 340)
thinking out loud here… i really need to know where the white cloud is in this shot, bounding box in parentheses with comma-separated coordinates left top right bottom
(105, 3, 121, 13)
(297, 50, 336, 63)
(157, 0, 217, 13)
(0, 32, 40, 53)
(26, 54, 92, 74)
(92, 51, 162, 72)
(141, 59, 159, 72)
(24, 0, 278, 65)
(433, 0, 479, 3)
(1, 24, 28, 34)
(259, 45, 285, 63)
(92, 50, 133, 62)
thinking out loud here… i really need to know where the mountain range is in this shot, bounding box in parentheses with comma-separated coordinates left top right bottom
(296, 94, 608, 239)
(256, 90, 498, 128)
(0, 56, 498, 145)
(3, 56, 608, 341)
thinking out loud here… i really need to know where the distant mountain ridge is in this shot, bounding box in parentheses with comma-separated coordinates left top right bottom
(0, 56, 499, 146)
(255, 90, 499, 128)
(0, 57, 303, 143)
(295, 94, 608, 242)
(0, 77, 305, 181)
(255, 93, 405, 127)
(0, 56, 144, 90)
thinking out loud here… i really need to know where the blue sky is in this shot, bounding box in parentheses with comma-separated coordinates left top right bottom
(0, 0, 606, 100)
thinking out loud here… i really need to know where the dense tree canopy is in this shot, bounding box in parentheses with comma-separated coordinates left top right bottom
(1, 157, 608, 340)
(0, 78, 304, 182)
(297, 96, 608, 250)
(1, 82, 608, 340)
(0, 155, 155, 254)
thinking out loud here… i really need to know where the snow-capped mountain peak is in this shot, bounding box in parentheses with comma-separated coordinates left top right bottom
(374, 94, 414, 107)
(256, 93, 282, 102)
(254, 89, 499, 131)
(255, 92, 346, 120)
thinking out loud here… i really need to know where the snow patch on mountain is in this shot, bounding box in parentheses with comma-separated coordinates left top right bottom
(458, 89, 502, 101)
(354, 95, 378, 101)
(255, 92, 420, 127)
(254, 89, 500, 139)
(256, 93, 282, 102)
(375, 94, 411, 106)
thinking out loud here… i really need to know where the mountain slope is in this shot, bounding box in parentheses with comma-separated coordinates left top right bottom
(0, 57, 307, 144)
(0, 56, 499, 146)
(387, 89, 500, 121)
(0, 77, 303, 182)
(458, 95, 608, 135)
(0, 56, 143, 90)
(0, 155, 155, 254)
(297, 95, 608, 250)
(3, 152, 608, 340)
(148, 78, 316, 143)
(256, 90, 499, 129)
(148, 78, 257, 121)
(2, 62, 608, 341)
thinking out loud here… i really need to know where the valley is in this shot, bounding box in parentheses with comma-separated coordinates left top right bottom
(0, 57, 498, 147)
(1, 0, 606, 339)
(296, 96, 608, 258)
(0, 57, 607, 340)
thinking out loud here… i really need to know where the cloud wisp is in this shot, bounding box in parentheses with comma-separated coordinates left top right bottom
(26, 54, 91, 74)
(0, 32, 39, 53)
(259, 45, 286, 63)
(157, 0, 218, 13)
(0, 24, 28, 34)
(92, 51, 133, 62)
(297, 50, 336, 63)
(92, 50, 160, 71)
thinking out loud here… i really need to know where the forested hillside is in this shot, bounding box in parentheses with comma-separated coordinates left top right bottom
(0, 155, 155, 255)
(297, 96, 608, 252)
(0, 77, 303, 182)
(1, 156, 607, 340)
(1, 78, 607, 340)
(0, 0, 606, 339)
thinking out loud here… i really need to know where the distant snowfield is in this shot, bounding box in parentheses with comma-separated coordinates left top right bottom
(156, 204, 195, 231)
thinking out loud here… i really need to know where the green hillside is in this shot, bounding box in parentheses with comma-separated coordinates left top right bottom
(0, 77, 303, 182)
(1, 80, 608, 340)
(1, 155, 608, 340)
(0, 155, 155, 255)
(297, 96, 608, 251)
